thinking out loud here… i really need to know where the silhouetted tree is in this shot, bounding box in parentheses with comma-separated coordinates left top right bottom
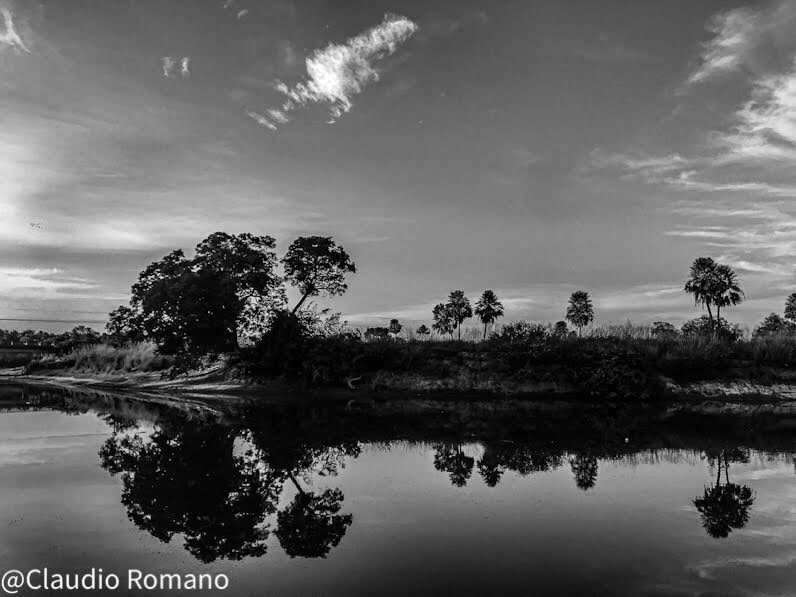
(432, 303, 455, 339)
(446, 290, 473, 341)
(193, 232, 284, 340)
(99, 421, 281, 562)
(106, 306, 145, 344)
(712, 264, 744, 324)
(552, 320, 569, 338)
(570, 454, 599, 491)
(474, 290, 505, 340)
(693, 450, 755, 539)
(684, 257, 719, 330)
(388, 318, 403, 338)
(130, 251, 242, 354)
(433, 444, 475, 487)
(415, 324, 431, 340)
(275, 486, 352, 558)
(651, 321, 678, 340)
(754, 313, 791, 338)
(566, 291, 594, 337)
(282, 236, 356, 314)
(476, 443, 565, 487)
(785, 293, 796, 323)
(364, 327, 390, 341)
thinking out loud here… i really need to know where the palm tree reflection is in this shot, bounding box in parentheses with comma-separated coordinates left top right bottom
(693, 449, 755, 539)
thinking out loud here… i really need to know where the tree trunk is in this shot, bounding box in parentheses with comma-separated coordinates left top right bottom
(458, 324, 461, 341)
(287, 472, 306, 496)
(483, 323, 487, 341)
(291, 293, 310, 315)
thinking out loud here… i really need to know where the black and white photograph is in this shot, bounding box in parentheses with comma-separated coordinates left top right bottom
(0, 1, 795, 595)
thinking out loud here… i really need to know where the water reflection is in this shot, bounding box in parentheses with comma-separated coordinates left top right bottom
(1, 382, 794, 575)
(99, 419, 358, 562)
(693, 449, 756, 539)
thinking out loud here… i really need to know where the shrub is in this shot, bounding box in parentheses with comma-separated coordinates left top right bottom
(491, 321, 548, 346)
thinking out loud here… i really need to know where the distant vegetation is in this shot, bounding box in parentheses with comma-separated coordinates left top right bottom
(12, 236, 796, 400)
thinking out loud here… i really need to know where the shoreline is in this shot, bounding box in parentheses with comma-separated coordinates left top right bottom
(5, 369, 796, 423)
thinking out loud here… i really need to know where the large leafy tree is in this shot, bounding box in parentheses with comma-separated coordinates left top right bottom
(193, 232, 284, 341)
(566, 290, 594, 337)
(474, 289, 505, 340)
(130, 250, 242, 354)
(282, 236, 356, 314)
(106, 306, 145, 344)
(432, 303, 455, 339)
(446, 290, 473, 341)
(120, 232, 283, 354)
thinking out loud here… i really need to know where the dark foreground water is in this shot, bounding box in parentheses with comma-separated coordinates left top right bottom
(0, 384, 793, 596)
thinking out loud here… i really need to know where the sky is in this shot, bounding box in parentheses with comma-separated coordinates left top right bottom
(1, 0, 795, 332)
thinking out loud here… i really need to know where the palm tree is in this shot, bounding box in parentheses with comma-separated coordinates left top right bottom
(566, 291, 594, 337)
(474, 290, 505, 340)
(415, 324, 430, 340)
(712, 264, 744, 324)
(432, 303, 455, 339)
(446, 290, 473, 341)
(684, 257, 718, 329)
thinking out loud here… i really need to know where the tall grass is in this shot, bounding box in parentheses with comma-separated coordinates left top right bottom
(31, 342, 172, 374)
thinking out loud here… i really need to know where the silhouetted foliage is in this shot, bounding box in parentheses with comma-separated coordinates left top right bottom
(566, 291, 594, 336)
(570, 454, 599, 491)
(651, 321, 678, 340)
(432, 303, 456, 339)
(475, 290, 505, 340)
(415, 324, 431, 339)
(491, 321, 548, 346)
(389, 318, 403, 337)
(364, 327, 390, 341)
(693, 450, 755, 539)
(476, 443, 565, 486)
(681, 316, 744, 343)
(446, 291, 473, 341)
(275, 487, 352, 558)
(99, 421, 280, 563)
(552, 320, 569, 338)
(106, 306, 145, 345)
(785, 293, 796, 323)
(754, 313, 793, 338)
(433, 444, 475, 487)
(684, 258, 744, 333)
(282, 236, 356, 314)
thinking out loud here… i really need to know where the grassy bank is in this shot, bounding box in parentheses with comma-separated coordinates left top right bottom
(17, 330, 796, 404)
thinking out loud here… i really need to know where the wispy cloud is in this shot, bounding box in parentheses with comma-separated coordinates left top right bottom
(251, 13, 418, 129)
(236, 9, 248, 20)
(0, 6, 29, 53)
(685, 1, 796, 88)
(162, 56, 190, 78)
(687, 7, 760, 85)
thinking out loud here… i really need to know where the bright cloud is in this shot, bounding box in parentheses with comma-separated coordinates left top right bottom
(252, 13, 418, 129)
(0, 6, 29, 53)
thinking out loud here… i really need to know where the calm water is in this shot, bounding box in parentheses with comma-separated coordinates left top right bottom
(0, 384, 794, 596)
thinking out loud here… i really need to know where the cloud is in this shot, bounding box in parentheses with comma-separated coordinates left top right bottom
(161, 56, 190, 78)
(236, 9, 248, 20)
(687, 7, 760, 85)
(685, 1, 796, 87)
(0, 267, 96, 298)
(253, 13, 418, 129)
(714, 59, 796, 164)
(0, 6, 29, 53)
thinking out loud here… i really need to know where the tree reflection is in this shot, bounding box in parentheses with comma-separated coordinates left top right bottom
(476, 443, 565, 487)
(433, 443, 475, 487)
(99, 419, 360, 562)
(693, 449, 755, 539)
(570, 454, 599, 491)
(99, 420, 280, 562)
